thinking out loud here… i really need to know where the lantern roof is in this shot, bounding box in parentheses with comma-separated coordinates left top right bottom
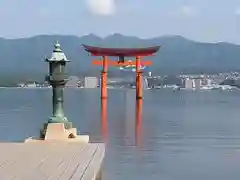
(45, 41, 70, 62)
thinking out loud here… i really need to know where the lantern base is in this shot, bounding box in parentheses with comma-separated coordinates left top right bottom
(40, 117, 73, 139)
(28, 123, 89, 143)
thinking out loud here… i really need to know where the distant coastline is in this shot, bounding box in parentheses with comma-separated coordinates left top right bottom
(1, 71, 240, 89)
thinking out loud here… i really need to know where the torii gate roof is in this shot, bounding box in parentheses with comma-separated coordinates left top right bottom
(82, 44, 160, 57)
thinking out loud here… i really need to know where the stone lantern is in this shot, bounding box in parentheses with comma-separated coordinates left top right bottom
(22, 41, 88, 143)
(38, 42, 89, 142)
(45, 42, 71, 125)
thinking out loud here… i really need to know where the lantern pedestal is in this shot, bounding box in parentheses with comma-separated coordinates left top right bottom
(26, 126, 89, 143)
(25, 123, 89, 143)
(39, 120, 73, 139)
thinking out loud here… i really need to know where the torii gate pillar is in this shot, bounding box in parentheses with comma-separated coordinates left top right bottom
(101, 56, 108, 99)
(136, 56, 143, 99)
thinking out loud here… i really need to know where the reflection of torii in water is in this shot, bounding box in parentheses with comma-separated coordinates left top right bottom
(101, 92, 143, 147)
(135, 99, 143, 148)
(124, 91, 136, 146)
(124, 91, 143, 147)
(101, 99, 108, 143)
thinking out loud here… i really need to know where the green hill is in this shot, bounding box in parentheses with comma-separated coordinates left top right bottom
(0, 34, 240, 77)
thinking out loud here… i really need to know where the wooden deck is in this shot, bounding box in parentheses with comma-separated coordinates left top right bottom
(0, 142, 105, 180)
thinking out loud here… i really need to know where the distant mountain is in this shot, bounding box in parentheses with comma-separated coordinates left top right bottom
(0, 34, 240, 76)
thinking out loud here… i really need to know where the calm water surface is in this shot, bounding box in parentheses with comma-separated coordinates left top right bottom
(0, 88, 240, 180)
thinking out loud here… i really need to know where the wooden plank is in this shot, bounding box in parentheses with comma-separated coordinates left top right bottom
(24, 143, 86, 180)
(73, 144, 105, 180)
(42, 146, 86, 180)
(0, 142, 105, 180)
(58, 144, 99, 180)
(0, 144, 31, 180)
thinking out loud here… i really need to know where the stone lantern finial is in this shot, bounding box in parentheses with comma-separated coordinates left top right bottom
(53, 41, 62, 52)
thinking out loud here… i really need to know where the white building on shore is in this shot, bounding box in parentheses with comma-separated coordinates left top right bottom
(84, 76, 98, 88)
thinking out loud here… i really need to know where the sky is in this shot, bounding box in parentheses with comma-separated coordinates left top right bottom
(0, 0, 240, 44)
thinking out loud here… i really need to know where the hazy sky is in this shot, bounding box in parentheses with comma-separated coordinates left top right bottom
(0, 0, 240, 44)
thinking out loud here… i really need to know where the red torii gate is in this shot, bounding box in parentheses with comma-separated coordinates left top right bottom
(82, 45, 160, 99)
